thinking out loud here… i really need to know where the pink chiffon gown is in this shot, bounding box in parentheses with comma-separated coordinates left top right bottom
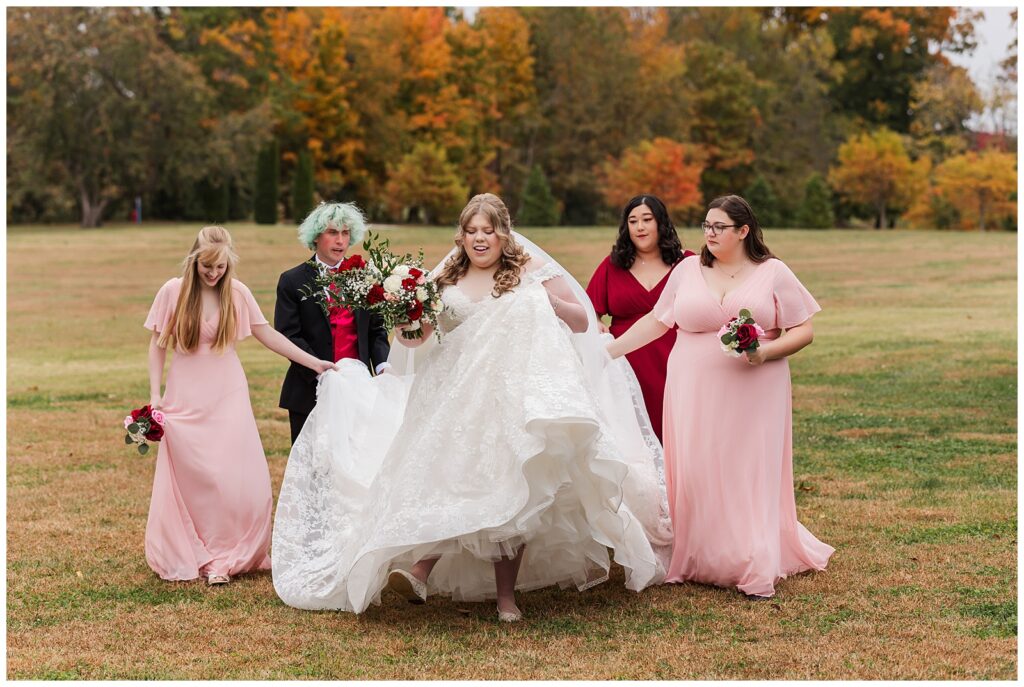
(652, 257, 834, 597)
(142, 277, 273, 581)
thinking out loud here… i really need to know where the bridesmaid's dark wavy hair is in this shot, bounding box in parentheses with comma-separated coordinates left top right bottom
(700, 194, 775, 267)
(610, 195, 685, 270)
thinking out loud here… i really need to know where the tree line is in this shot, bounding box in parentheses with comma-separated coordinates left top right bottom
(6, 7, 1017, 230)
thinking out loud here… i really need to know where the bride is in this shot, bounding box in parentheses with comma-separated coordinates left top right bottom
(271, 193, 672, 621)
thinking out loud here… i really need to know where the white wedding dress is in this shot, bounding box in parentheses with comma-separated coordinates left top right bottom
(272, 253, 673, 613)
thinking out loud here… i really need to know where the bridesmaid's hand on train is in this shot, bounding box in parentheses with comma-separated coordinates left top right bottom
(312, 359, 336, 374)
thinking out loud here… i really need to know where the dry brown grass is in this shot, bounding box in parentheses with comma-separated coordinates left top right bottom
(7, 222, 1016, 679)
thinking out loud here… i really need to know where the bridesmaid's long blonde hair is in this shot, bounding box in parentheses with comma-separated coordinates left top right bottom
(434, 193, 530, 297)
(158, 226, 239, 353)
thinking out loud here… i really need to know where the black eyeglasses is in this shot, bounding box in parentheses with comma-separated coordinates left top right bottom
(701, 222, 738, 237)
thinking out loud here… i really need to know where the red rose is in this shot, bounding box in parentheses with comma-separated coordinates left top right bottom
(131, 405, 150, 422)
(407, 299, 424, 321)
(144, 423, 164, 442)
(401, 277, 418, 291)
(367, 284, 386, 304)
(340, 254, 366, 271)
(735, 323, 759, 349)
(409, 267, 423, 279)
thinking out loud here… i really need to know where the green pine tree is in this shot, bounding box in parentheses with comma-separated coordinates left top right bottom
(796, 173, 835, 229)
(197, 177, 229, 223)
(743, 175, 782, 228)
(517, 165, 560, 226)
(254, 139, 279, 225)
(291, 150, 314, 223)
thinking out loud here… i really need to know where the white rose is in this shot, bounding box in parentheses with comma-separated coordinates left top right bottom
(431, 298, 443, 312)
(416, 287, 427, 301)
(393, 265, 412, 277)
(383, 274, 404, 294)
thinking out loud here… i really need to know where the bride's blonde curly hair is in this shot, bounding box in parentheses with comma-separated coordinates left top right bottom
(435, 193, 530, 297)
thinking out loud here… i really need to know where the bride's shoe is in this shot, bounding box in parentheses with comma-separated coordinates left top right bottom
(497, 604, 523, 623)
(388, 569, 427, 604)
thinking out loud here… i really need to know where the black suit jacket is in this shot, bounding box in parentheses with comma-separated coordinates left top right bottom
(275, 259, 391, 415)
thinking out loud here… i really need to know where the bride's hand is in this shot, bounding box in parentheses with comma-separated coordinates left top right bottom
(597, 321, 610, 335)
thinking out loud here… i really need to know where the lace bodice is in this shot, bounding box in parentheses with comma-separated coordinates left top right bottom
(435, 261, 564, 334)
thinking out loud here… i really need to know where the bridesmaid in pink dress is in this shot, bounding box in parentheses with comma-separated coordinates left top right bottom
(144, 226, 335, 584)
(586, 195, 695, 442)
(609, 195, 833, 598)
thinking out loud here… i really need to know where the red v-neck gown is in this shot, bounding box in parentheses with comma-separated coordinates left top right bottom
(651, 257, 834, 597)
(586, 253, 694, 442)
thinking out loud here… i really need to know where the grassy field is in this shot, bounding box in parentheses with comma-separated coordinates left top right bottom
(6, 221, 1017, 679)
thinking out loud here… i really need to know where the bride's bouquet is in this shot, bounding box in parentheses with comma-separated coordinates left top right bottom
(300, 231, 443, 340)
(718, 308, 765, 357)
(123, 404, 164, 455)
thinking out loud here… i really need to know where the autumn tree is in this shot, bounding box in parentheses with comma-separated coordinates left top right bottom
(523, 7, 671, 224)
(668, 8, 841, 217)
(933, 150, 1017, 231)
(829, 129, 929, 228)
(445, 8, 537, 202)
(385, 142, 468, 225)
(7, 7, 214, 226)
(909, 62, 982, 159)
(597, 138, 706, 224)
(781, 8, 979, 132)
(679, 39, 761, 201)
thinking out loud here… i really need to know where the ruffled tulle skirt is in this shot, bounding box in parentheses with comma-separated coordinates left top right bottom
(272, 284, 671, 612)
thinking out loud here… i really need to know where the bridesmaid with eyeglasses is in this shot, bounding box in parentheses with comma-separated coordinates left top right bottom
(608, 194, 834, 599)
(585, 195, 695, 442)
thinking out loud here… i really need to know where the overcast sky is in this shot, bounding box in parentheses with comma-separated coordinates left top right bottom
(947, 6, 1016, 88)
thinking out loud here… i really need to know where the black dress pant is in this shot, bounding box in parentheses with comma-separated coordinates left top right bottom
(288, 410, 310, 445)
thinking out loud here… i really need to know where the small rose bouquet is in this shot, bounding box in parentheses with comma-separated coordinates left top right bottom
(718, 308, 765, 358)
(300, 231, 443, 340)
(123, 404, 164, 455)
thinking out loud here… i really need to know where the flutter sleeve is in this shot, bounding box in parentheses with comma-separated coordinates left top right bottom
(772, 260, 821, 329)
(651, 261, 687, 328)
(232, 280, 269, 341)
(585, 256, 611, 317)
(144, 278, 180, 334)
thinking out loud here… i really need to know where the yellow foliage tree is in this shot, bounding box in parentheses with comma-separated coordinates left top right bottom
(597, 138, 707, 223)
(828, 128, 928, 227)
(934, 150, 1017, 231)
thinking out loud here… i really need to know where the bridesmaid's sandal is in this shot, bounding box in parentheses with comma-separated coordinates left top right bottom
(387, 569, 427, 604)
(207, 574, 231, 586)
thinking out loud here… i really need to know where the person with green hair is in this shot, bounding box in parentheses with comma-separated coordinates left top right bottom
(274, 202, 392, 444)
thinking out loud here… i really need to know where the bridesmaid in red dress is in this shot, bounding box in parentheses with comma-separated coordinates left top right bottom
(586, 195, 695, 441)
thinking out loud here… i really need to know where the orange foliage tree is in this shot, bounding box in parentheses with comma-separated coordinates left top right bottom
(828, 128, 929, 227)
(933, 150, 1017, 231)
(597, 138, 707, 222)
